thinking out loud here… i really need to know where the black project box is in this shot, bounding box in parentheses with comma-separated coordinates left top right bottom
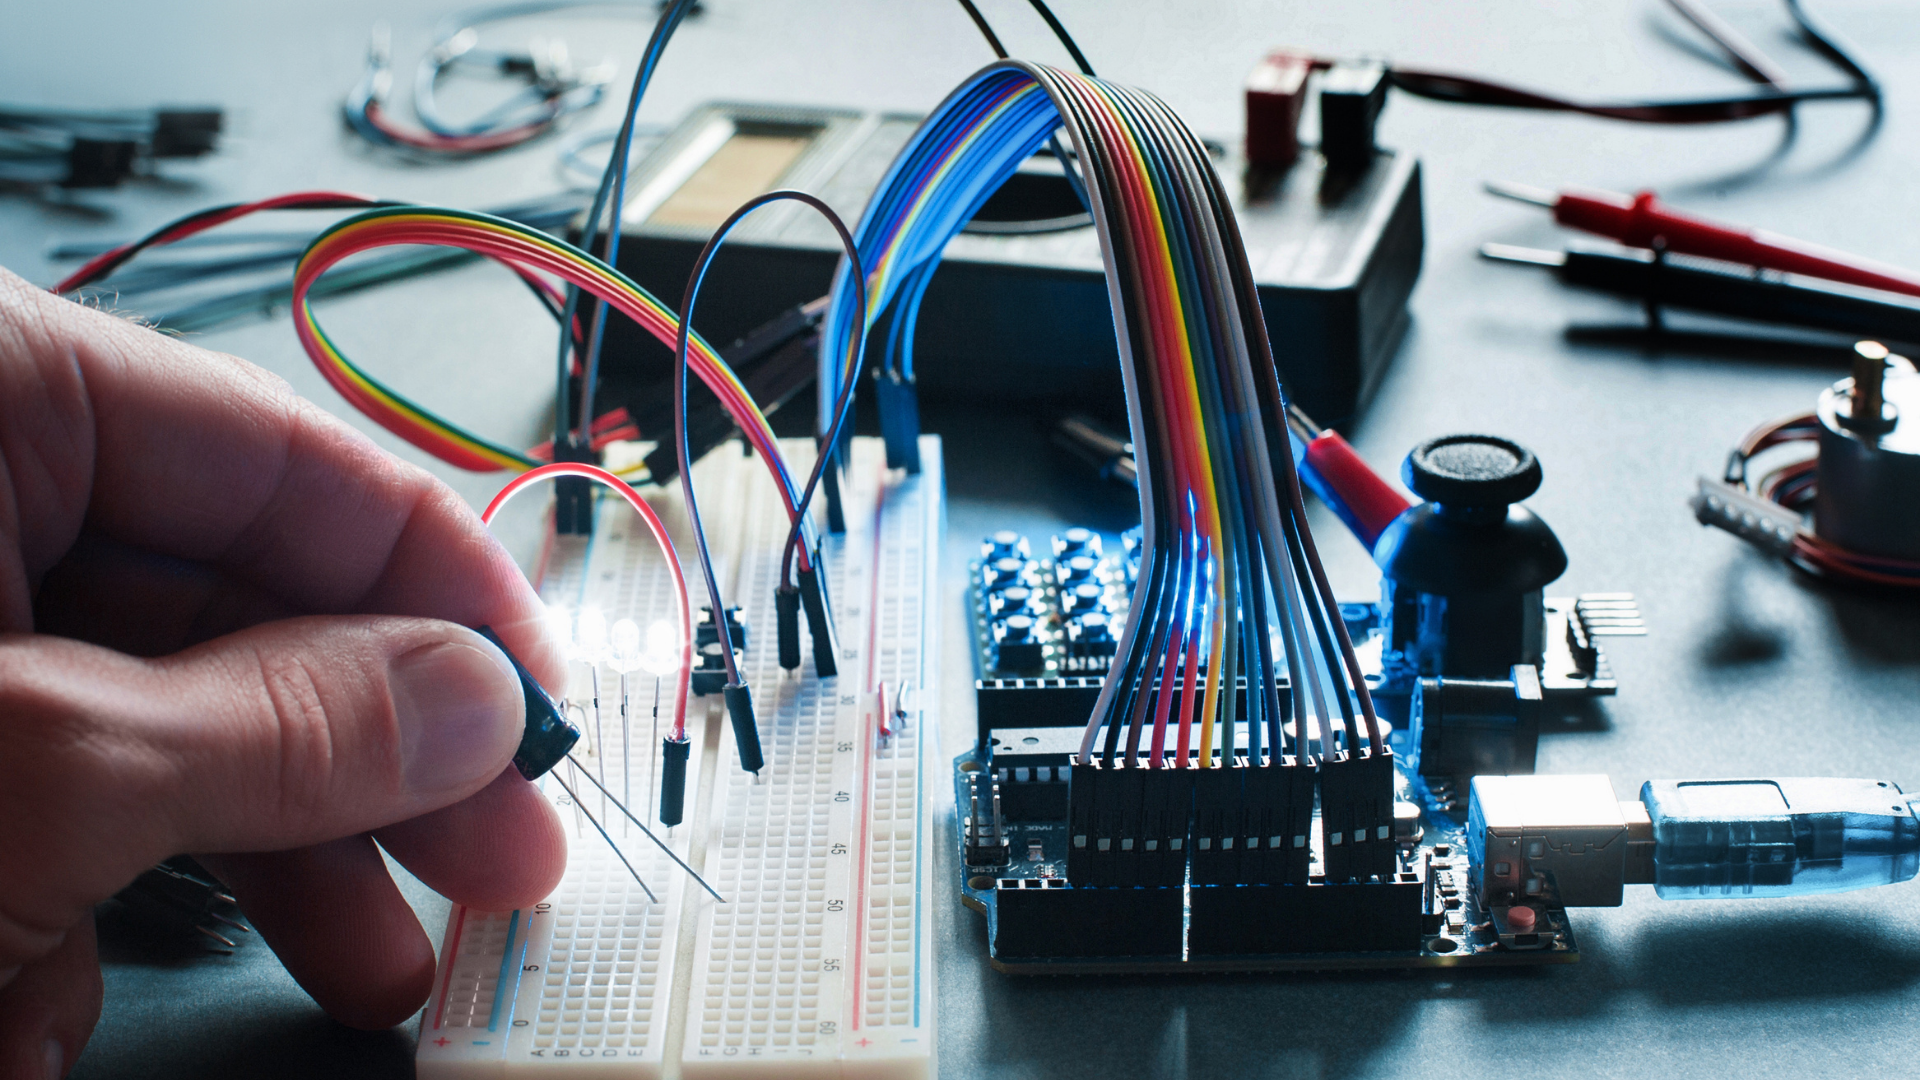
(590, 101, 1422, 427)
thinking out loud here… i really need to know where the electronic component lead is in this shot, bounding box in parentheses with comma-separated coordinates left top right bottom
(553, 764, 655, 903)
(610, 618, 642, 836)
(566, 752, 722, 902)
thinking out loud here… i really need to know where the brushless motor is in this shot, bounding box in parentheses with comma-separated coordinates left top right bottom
(1815, 349, 1920, 561)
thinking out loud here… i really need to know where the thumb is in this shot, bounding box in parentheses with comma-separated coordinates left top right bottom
(0, 617, 526, 941)
(157, 616, 531, 851)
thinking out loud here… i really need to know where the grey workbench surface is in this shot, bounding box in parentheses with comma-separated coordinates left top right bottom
(6, 1, 1920, 1076)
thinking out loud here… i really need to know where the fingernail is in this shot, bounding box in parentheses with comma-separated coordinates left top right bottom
(44, 1039, 62, 1080)
(390, 639, 523, 794)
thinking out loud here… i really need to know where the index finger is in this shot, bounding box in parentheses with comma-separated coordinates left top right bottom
(0, 268, 562, 687)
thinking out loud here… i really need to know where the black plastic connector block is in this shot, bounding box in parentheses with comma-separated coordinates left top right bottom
(1286, 757, 1317, 881)
(1107, 763, 1147, 887)
(1319, 746, 1398, 882)
(476, 626, 580, 781)
(991, 879, 1183, 960)
(659, 735, 691, 826)
(1242, 758, 1312, 885)
(875, 371, 923, 473)
(724, 682, 764, 774)
(1138, 766, 1194, 887)
(1066, 758, 1182, 887)
(1318, 60, 1388, 172)
(1065, 757, 1103, 884)
(150, 108, 223, 157)
(550, 439, 598, 535)
(775, 587, 802, 671)
(1190, 762, 1247, 885)
(1187, 871, 1425, 956)
(63, 138, 138, 189)
(1237, 761, 1278, 886)
(797, 563, 840, 678)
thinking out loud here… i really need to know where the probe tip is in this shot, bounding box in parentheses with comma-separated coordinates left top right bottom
(1483, 180, 1558, 208)
(1478, 243, 1567, 267)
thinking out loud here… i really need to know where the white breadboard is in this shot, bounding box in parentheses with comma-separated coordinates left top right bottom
(419, 436, 942, 1079)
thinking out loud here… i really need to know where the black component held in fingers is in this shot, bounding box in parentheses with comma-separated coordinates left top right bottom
(724, 683, 765, 774)
(476, 626, 579, 781)
(797, 563, 840, 678)
(659, 735, 691, 826)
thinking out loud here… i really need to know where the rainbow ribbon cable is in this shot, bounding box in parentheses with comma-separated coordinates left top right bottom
(289, 206, 812, 558)
(823, 62, 1397, 884)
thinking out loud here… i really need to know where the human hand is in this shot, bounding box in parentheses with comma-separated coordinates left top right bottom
(0, 267, 568, 1078)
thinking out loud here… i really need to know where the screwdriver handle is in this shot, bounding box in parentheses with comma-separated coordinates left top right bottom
(1553, 188, 1920, 300)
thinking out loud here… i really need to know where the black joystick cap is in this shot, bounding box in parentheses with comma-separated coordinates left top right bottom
(1403, 434, 1542, 507)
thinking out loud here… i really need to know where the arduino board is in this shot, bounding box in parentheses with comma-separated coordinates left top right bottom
(958, 526, 1589, 972)
(419, 436, 941, 1078)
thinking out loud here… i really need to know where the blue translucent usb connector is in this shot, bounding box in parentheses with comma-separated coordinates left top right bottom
(1640, 778, 1920, 900)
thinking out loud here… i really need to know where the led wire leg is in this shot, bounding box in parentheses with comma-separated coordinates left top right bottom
(565, 751, 726, 902)
(551, 766, 657, 903)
